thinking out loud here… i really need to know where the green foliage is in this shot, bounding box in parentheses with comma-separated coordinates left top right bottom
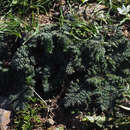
(0, 33, 8, 60)
(82, 114, 106, 128)
(0, 22, 130, 128)
(82, 114, 130, 129)
(64, 25, 130, 113)
(64, 17, 99, 39)
(0, 0, 56, 16)
(12, 97, 46, 130)
(0, 33, 33, 110)
(97, 0, 130, 7)
(0, 0, 129, 129)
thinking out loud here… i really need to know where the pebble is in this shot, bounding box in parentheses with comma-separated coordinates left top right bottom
(0, 108, 11, 130)
(0, 97, 11, 130)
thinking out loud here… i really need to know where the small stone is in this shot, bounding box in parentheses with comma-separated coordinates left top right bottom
(0, 108, 11, 130)
(47, 118, 55, 125)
